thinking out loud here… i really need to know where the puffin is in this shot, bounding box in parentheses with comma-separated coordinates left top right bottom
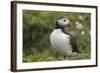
(50, 17, 80, 59)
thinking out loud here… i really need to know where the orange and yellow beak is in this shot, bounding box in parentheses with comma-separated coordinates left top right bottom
(66, 21, 76, 28)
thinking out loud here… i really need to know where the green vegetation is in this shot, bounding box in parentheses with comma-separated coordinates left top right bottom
(23, 10, 91, 62)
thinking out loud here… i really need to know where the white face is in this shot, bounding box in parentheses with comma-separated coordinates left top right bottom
(57, 17, 70, 27)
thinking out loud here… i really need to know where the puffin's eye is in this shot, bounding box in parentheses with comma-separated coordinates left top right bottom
(64, 20, 66, 22)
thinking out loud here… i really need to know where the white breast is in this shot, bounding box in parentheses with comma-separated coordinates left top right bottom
(50, 29, 73, 56)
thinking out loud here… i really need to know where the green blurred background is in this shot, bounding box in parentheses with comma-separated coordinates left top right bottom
(23, 10, 91, 62)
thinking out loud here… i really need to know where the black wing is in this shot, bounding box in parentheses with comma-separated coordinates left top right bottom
(70, 35, 80, 53)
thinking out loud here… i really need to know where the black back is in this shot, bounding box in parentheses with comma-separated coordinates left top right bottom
(69, 35, 80, 53)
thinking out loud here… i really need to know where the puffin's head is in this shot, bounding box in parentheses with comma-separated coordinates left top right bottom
(56, 17, 75, 32)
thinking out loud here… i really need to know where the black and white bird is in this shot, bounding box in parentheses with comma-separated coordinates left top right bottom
(50, 17, 80, 59)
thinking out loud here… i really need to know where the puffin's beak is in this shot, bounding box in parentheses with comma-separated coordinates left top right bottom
(67, 21, 76, 28)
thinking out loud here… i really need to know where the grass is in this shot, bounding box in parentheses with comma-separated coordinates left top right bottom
(23, 48, 91, 62)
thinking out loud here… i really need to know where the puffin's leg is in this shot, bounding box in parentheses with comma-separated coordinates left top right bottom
(63, 55, 69, 60)
(63, 55, 72, 60)
(64, 55, 66, 59)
